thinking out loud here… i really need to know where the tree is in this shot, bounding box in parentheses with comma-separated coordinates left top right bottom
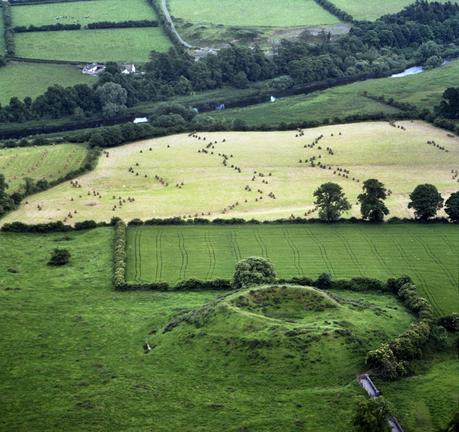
(96, 82, 127, 119)
(0, 173, 15, 216)
(352, 396, 393, 432)
(232, 257, 276, 289)
(436, 87, 459, 119)
(313, 182, 351, 222)
(358, 179, 389, 223)
(48, 248, 71, 266)
(445, 191, 459, 222)
(408, 184, 443, 221)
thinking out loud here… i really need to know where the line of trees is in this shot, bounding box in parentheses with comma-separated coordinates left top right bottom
(13, 23, 81, 32)
(313, 180, 459, 223)
(313, 0, 353, 22)
(1, 1, 15, 56)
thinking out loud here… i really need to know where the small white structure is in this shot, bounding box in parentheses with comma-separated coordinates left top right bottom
(121, 64, 136, 75)
(82, 63, 106, 76)
(270, 95, 277, 103)
(133, 117, 148, 124)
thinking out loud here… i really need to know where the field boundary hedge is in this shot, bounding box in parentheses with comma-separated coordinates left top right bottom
(1, 1, 15, 56)
(313, 0, 354, 22)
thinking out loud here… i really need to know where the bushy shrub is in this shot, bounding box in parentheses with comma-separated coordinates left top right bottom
(232, 257, 276, 289)
(48, 248, 71, 266)
(113, 220, 127, 289)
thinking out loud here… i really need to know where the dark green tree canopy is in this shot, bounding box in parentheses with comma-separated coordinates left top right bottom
(232, 257, 276, 289)
(408, 184, 443, 220)
(445, 191, 459, 222)
(358, 179, 389, 223)
(352, 396, 393, 432)
(313, 182, 351, 222)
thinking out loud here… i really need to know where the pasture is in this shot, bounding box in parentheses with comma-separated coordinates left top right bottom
(0, 62, 95, 105)
(205, 59, 459, 126)
(169, 0, 340, 27)
(4, 121, 459, 224)
(0, 143, 87, 192)
(126, 224, 459, 316)
(0, 11, 4, 54)
(329, 0, 459, 21)
(0, 228, 418, 432)
(14, 27, 172, 62)
(11, 0, 157, 27)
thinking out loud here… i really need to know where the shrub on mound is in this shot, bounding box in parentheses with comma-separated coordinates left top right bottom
(232, 257, 276, 289)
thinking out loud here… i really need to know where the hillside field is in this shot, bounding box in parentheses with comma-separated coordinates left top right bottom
(204, 59, 459, 126)
(0, 11, 4, 54)
(126, 224, 459, 316)
(11, 0, 157, 27)
(14, 27, 172, 63)
(0, 143, 87, 192)
(0, 228, 419, 432)
(169, 0, 339, 27)
(0, 62, 95, 105)
(4, 121, 459, 224)
(329, 0, 459, 21)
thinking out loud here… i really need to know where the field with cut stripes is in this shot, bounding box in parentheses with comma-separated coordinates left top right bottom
(0, 144, 87, 192)
(126, 224, 459, 316)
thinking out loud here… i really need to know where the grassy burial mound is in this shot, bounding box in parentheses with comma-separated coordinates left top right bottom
(0, 143, 88, 192)
(126, 224, 459, 316)
(169, 0, 343, 47)
(147, 284, 413, 431)
(205, 59, 459, 127)
(5, 121, 459, 224)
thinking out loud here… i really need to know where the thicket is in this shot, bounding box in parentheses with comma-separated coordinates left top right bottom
(87, 20, 159, 29)
(113, 220, 127, 289)
(13, 23, 80, 32)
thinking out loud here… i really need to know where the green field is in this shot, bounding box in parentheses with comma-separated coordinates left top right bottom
(0, 8, 4, 54)
(205, 60, 459, 126)
(329, 0, 459, 21)
(0, 143, 87, 192)
(126, 224, 459, 316)
(0, 228, 418, 432)
(11, 0, 157, 27)
(0, 62, 95, 105)
(170, 0, 340, 27)
(15, 27, 172, 62)
(5, 121, 459, 225)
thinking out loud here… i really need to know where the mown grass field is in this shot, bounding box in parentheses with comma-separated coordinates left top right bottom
(126, 224, 459, 316)
(169, 0, 339, 27)
(205, 60, 459, 126)
(11, 0, 157, 27)
(15, 27, 172, 62)
(5, 121, 459, 224)
(0, 62, 95, 105)
(329, 0, 459, 21)
(0, 143, 87, 192)
(0, 228, 456, 431)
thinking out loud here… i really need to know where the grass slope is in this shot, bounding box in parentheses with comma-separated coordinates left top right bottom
(15, 27, 172, 62)
(205, 60, 459, 126)
(11, 0, 157, 27)
(0, 143, 87, 192)
(0, 9, 4, 54)
(169, 0, 340, 27)
(4, 121, 459, 224)
(126, 224, 459, 316)
(0, 62, 95, 105)
(329, 0, 459, 21)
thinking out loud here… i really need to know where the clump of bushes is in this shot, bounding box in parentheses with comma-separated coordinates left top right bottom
(232, 257, 276, 289)
(113, 220, 127, 289)
(48, 248, 71, 266)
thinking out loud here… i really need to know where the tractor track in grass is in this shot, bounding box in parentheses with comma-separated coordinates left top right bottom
(407, 230, 458, 289)
(154, 230, 163, 282)
(357, 228, 393, 276)
(178, 232, 188, 281)
(255, 229, 268, 258)
(283, 227, 303, 276)
(304, 226, 334, 275)
(334, 230, 365, 277)
(228, 230, 242, 261)
(205, 232, 216, 280)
